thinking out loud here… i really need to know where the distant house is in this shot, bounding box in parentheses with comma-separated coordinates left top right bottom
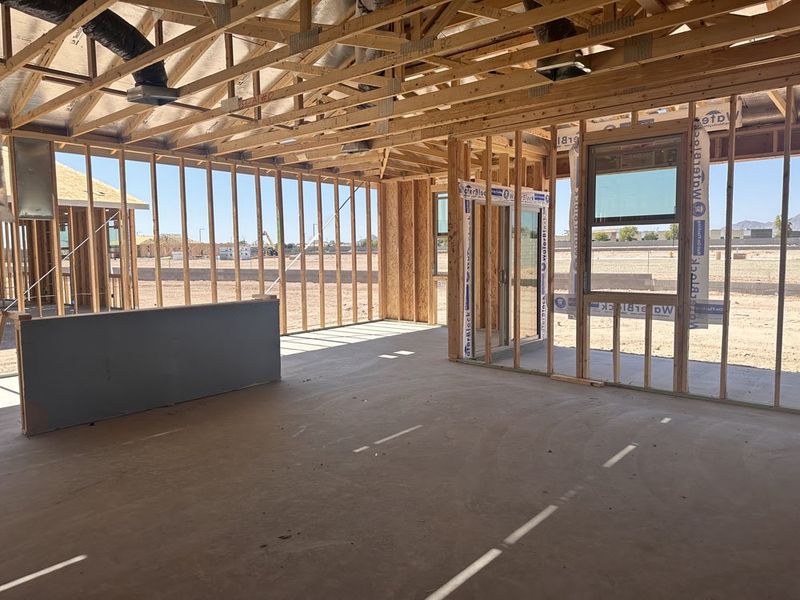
(137, 234, 208, 258)
(218, 245, 254, 260)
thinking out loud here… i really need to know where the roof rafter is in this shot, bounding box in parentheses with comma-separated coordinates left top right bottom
(0, 0, 116, 82)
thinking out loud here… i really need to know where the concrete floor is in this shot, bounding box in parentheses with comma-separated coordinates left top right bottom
(1, 322, 799, 599)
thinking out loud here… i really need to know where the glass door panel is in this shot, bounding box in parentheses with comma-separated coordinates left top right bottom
(519, 209, 540, 339)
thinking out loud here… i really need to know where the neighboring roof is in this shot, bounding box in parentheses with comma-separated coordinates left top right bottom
(2, 146, 148, 210)
(137, 234, 200, 245)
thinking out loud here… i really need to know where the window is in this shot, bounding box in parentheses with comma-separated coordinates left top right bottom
(589, 135, 681, 225)
(434, 192, 448, 275)
(586, 134, 685, 294)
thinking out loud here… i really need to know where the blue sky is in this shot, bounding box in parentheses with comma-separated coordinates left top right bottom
(56, 152, 377, 245)
(554, 156, 800, 235)
(57, 152, 799, 241)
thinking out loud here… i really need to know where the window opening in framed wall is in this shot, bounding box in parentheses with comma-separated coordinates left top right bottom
(587, 134, 684, 295)
(434, 192, 448, 276)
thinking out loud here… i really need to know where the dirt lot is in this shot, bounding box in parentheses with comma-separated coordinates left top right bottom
(2, 247, 797, 377)
(436, 246, 800, 374)
(121, 252, 376, 275)
(554, 247, 800, 373)
(0, 252, 379, 375)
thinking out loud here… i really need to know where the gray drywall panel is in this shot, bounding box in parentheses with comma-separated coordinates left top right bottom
(18, 300, 280, 435)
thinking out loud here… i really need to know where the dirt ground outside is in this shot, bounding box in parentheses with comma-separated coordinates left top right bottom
(3, 247, 797, 381)
(436, 246, 800, 377)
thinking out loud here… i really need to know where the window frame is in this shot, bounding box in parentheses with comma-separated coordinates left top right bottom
(584, 130, 688, 296)
(587, 133, 684, 227)
(433, 191, 448, 276)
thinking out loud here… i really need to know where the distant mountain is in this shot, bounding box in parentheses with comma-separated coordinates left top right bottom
(733, 219, 771, 230)
(732, 213, 800, 230)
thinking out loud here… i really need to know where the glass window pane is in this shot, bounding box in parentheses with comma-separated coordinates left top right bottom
(436, 193, 448, 235)
(594, 168, 678, 221)
(590, 134, 681, 224)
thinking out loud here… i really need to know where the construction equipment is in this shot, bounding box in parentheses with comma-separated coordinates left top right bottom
(262, 230, 278, 256)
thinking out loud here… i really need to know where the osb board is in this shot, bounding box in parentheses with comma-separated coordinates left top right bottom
(383, 182, 401, 319)
(413, 179, 430, 322)
(379, 179, 433, 323)
(398, 180, 415, 321)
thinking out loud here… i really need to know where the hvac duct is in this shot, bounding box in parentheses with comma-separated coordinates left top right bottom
(0, 0, 176, 104)
(522, 0, 589, 81)
(341, 0, 395, 154)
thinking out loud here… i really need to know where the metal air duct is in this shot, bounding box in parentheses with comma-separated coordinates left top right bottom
(0, 0, 176, 104)
(522, 0, 590, 81)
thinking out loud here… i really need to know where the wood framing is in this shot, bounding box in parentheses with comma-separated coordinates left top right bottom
(275, 170, 288, 334)
(117, 150, 131, 310)
(255, 167, 265, 296)
(483, 136, 493, 364)
(546, 125, 556, 375)
(83, 146, 101, 313)
(719, 95, 737, 400)
(206, 161, 219, 304)
(150, 155, 163, 308)
(1, 0, 799, 413)
(316, 175, 325, 328)
(350, 179, 357, 324)
(232, 165, 242, 302)
(673, 103, 696, 394)
(48, 144, 64, 316)
(773, 84, 794, 407)
(179, 157, 192, 306)
(446, 138, 461, 359)
(575, 121, 588, 379)
(298, 174, 308, 330)
(513, 131, 522, 369)
(366, 183, 374, 321)
(333, 178, 343, 326)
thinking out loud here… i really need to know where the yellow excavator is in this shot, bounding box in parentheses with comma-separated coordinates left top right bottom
(262, 230, 279, 256)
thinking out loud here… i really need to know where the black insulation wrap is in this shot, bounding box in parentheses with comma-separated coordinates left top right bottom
(0, 0, 167, 86)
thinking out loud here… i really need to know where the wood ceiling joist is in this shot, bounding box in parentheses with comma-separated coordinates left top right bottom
(166, 0, 344, 147)
(173, 0, 450, 99)
(76, 0, 328, 140)
(309, 154, 384, 170)
(120, 0, 619, 146)
(215, 69, 552, 155)
(125, 0, 407, 52)
(210, 0, 778, 157)
(457, 2, 517, 20)
(14, 0, 292, 127)
(767, 89, 786, 116)
(586, 0, 800, 71)
(119, 35, 222, 138)
(424, 0, 471, 38)
(247, 32, 800, 161)
(9, 38, 67, 119)
(0, 0, 116, 82)
(636, 0, 667, 14)
(68, 11, 159, 129)
(121, 0, 224, 20)
(116, 0, 446, 143)
(4, 0, 798, 181)
(334, 160, 384, 175)
(186, 0, 765, 151)
(390, 150, 448, 170)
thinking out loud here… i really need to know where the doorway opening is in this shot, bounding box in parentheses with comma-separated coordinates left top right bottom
(460, 181, 549, 362)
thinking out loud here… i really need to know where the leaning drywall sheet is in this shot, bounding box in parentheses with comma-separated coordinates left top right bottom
(18, 300, 280, 435)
